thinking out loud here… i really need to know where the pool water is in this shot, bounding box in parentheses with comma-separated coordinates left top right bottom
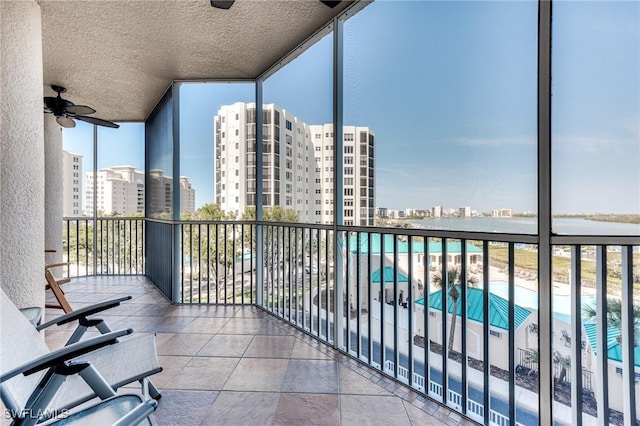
(488, 282, 596, 315)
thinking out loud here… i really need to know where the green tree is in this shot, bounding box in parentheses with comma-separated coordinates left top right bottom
(241, 206, 301, 310)
(182, 204, 239, 302)
(583, 298, 640, 343)
(241, 205, 300, 222)
(432, 266, 478, 351)
(193, 203, 236, 220)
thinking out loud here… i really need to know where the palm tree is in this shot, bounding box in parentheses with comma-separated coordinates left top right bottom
(432, 266, 478, 351)
(583, 298, 640, 345)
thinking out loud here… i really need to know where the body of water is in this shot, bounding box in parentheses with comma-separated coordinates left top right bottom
(408, 217, 639, 235)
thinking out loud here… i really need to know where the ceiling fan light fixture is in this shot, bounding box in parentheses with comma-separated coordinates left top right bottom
(320, 1, 342, 8)
(210, 0, 235, 9)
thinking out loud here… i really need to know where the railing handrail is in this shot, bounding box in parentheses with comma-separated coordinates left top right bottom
(62, 217, 640, 426)
(63, 216, 144, 221)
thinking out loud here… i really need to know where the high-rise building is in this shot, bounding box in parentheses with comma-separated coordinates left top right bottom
(62, 150, 83, 216)
(432, 205, 442, 218)
(86, 166, 145, 215)
(179, 176, 196, 215)
(214, 103, 375, 225)
(85, 166, 196, 216)
(147, 169, 172, 216)
(376, 207, 388, 219)
(459, 206, 471, 217)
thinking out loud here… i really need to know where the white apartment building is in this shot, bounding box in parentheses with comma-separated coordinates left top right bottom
(493, 208, 512, 218)
(459, 206, 471, 217)
(86, 166, 144, 215)
(432, 205, 443, 218)
(179, 176, 196, 215)
(376, 207, 388, 219)
(215, 103, 375, 225)
(62, 150, 83, 216)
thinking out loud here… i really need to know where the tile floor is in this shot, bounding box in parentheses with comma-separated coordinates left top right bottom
(43, 276, 476, 426)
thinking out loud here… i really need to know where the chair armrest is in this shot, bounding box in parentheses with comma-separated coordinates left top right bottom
(0, 329, 133, 382)
(37, 296, 133, 330)
(45, 262, 71, 270)
(113, 398, 158, 426)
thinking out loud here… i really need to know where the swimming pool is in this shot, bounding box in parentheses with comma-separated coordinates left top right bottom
(488, 282, 596, 315)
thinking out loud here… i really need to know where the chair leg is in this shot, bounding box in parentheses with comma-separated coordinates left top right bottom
(48, 283, 73, 313)
(45, 268, 73, 313)
(140, 378, 162, 400)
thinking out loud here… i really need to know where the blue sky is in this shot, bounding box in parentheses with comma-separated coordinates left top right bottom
(63, 0, 639, 215)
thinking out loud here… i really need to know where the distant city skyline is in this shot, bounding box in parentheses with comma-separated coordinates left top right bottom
(61, 149, 195, 216)
(62, 1, 639, 217)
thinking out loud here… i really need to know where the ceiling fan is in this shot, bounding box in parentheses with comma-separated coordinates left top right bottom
(44, 85, 119, 129)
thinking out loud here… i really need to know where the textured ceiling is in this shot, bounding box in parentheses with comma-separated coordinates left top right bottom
(40, 0, 355, 122)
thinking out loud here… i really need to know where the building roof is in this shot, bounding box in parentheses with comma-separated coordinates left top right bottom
(347, 233, 483, 255)
(371, 266, 409, 283)
(416, 287, 532, 331)
(583, 322, 640, 367)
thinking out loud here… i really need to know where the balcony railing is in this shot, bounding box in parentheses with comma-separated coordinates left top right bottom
(62, 217, 639, 426)
(62, 217, 144, 276)
(179, 221, 256, 304)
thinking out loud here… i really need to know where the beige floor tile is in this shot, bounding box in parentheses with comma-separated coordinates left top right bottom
(202, 391, 280, 426)
(244, 335, 296, 358)
(340, 395, 411, 426)
(290, 338, 332, 360)
(224, 358, 289, 392)
(181, 317, 230, 333)
(169, 356, 239, 391)
(338, 365, 391, 396)
(156, 333, 213, 356)
(197, 334, 253, 357)
(403, 401, 448, 425)
(281, 359, 339, 394)
(273, 393, 340, 426)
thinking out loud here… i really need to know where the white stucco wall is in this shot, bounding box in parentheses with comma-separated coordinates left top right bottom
(0, 1, 45, 308)
(44, 114, 63, 264)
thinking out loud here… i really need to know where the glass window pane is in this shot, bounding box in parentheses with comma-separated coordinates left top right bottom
(96, 123, 144, 217)
(63, 121, 94, 218)
(552, 1, 640, 236)
(179, 82, 255, 220)
(344, 2, 538, 232)
(263, 31, 333, 224)
(146, 88, 175, 219)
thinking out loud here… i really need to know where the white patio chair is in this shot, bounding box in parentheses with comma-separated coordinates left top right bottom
(0, 289, 162, 426)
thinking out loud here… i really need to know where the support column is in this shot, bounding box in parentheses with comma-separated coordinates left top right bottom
(44, 114, 63, 264)
(0, 1, 45, 308)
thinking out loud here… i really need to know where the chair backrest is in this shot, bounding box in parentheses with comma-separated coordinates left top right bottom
(0, 288, 50, 411)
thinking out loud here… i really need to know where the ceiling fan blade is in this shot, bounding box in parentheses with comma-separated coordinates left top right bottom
(56, 116, 76, 128)
(74, 115, 120, 128)
(66, 105, 96, 115)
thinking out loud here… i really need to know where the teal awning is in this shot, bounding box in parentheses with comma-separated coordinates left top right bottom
(416, 287, 532, 331)
(371, 266, 409, 283)
(583, 322, 640, 367)
(348, 233, 482, 255)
